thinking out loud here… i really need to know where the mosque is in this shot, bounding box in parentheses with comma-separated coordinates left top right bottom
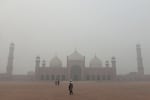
(0, 43, 149, 81)
(35, 51, 116, 81)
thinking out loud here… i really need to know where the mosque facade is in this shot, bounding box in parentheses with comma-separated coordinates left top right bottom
(1, 43, 149, 81)
(35, 51, 117, 81)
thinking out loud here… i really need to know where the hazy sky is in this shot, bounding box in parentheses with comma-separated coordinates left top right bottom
(0, 0, 150, 74)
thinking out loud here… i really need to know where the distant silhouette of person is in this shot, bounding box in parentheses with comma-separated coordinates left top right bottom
(58, 80, 60, 86)
(68, 81, 73, 95)
(55, 80, 60, 86)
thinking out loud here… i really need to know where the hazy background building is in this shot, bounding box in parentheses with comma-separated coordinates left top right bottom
(35, 50, 116, 81)
(0, 43, 149, 81)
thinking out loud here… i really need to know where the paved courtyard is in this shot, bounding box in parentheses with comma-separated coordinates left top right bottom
(0, 81, 150, 100)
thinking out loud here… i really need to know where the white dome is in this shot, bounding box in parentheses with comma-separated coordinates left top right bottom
(68, 50, 84, 60)
(90, 56, 102, 67)
(50, 56, 62, 67)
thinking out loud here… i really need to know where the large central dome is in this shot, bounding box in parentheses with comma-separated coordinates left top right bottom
(90, 56, 102, 67)
(68, 50, 84, 60)
(50, 56, 62, 67)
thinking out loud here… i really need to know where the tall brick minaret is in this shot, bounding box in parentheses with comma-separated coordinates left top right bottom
(136, 44, 144, 75)
(6, 43, 15, 76)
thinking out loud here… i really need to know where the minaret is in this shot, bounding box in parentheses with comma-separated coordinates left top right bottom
(111, 57, 117, 80)
(35, 56, 40, 73)
(136, 44, 144, 75)
(35, 56, 40, 80)
(6, 43, 15, 76)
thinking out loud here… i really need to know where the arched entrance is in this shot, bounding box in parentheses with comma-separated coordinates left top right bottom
(70, 65, 81, 81)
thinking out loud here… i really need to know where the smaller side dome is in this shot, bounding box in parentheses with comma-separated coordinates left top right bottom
(90, 56, 102, 67)
(50, 56, 62, 67)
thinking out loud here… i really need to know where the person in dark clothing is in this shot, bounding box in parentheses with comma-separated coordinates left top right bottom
(57, 80, 60, 86)
(68, 81, 73, 95)
(55, 80, 57, 86)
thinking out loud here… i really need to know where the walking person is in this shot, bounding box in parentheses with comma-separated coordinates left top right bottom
(68, 81, 73, 95)
(55, 80, 57, 86)
(58, 80, 60, 86)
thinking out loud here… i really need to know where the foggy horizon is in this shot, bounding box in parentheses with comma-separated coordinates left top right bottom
(0, 0, 150, 75)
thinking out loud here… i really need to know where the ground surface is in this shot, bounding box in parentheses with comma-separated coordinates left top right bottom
(0, 81, 150, 100)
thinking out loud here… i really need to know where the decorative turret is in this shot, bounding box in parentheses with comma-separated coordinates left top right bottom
(111, 57, 116, 68)
(105, 60, 109, 67)
(35, 56, 40, 74)
(35, 56, 40, 68)
(42, 60, 46, 67)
